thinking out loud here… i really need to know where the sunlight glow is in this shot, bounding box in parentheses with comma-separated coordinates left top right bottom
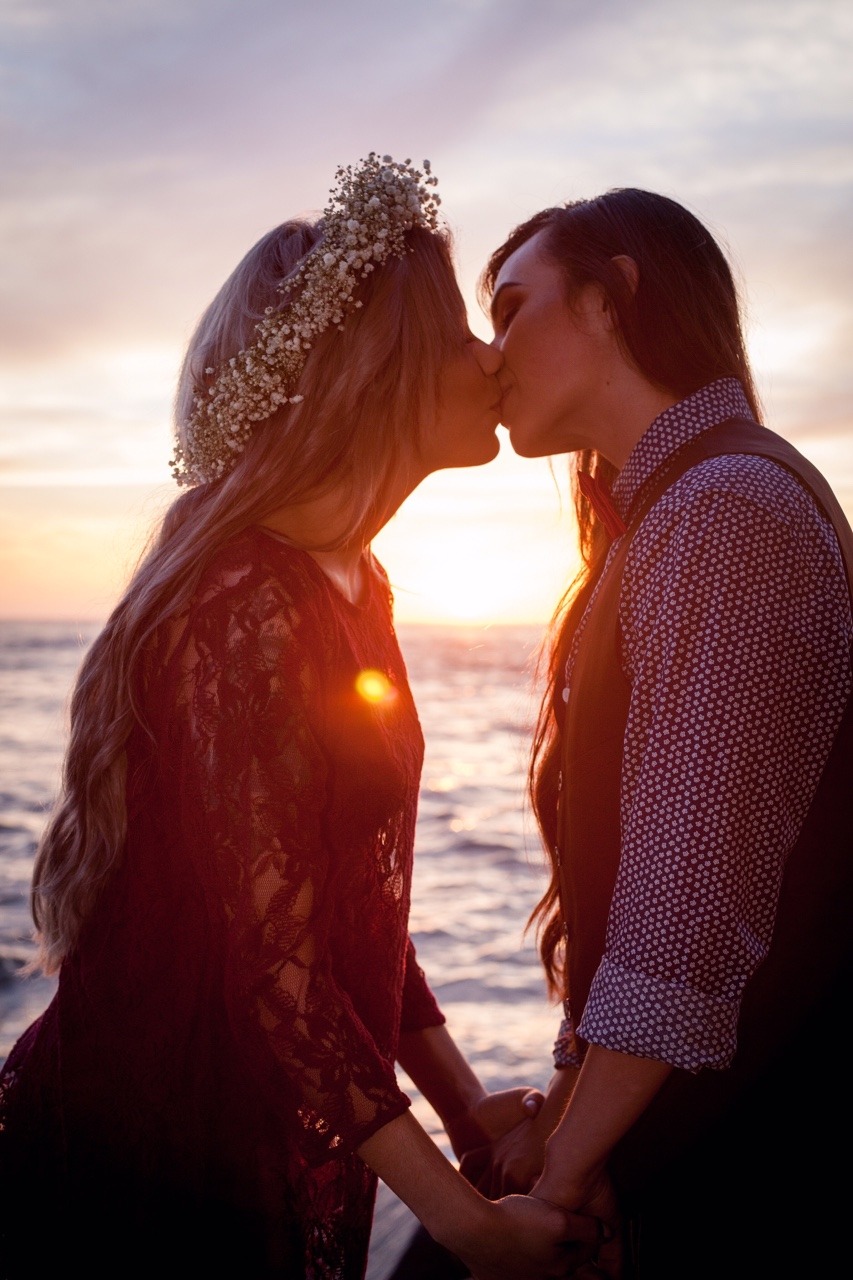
(747, 304, 842, 378)
(410, 545, 521, 621)
(375, 495, 581, 626)
(355, 669, 396, 705)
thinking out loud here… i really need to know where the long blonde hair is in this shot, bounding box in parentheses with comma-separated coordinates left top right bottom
(31, 218, 469, 975)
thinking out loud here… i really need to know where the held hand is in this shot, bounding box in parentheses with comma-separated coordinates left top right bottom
(465, 1100, 552, 1197)
(532, 1169, 624, 1279)
(445, 1085, 544, 1163)
(455, 1193, 601, 1280)
(465, 1066, 579, 1198)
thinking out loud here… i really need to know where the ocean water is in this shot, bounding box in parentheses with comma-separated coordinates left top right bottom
(0, 618, 562, 1277)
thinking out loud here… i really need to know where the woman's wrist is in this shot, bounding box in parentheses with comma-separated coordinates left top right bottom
(443, 1101, 489, 1157)
(440, 1081, 489, 1129)
(534, 1141, 606, 1210)
(431, 1187, 497, 1257)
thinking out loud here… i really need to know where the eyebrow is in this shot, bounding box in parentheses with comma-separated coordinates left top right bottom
(489, 280, 520, 323)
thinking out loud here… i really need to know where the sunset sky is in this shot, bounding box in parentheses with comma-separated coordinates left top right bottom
(2, 0, 851, 624)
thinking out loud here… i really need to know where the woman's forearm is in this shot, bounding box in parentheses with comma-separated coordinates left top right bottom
(358, 1109, 490, 1250)
(396, 1024, 487, 1129)
(538, 1064, 580, 1131)
(358, 1109, 603, 1277)
(535, 1043, 673, 1207)
(397, 1023, 547, 1162)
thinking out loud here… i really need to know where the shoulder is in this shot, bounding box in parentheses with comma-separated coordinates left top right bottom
(622, 452, 851, 629)
(180, 529, 333, 670)
(192, 528, 333, 623)
(643, 451, 841, 557)
(670, 450, 815, 511)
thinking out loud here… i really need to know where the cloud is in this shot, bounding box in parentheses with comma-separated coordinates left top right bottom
(2, 1, 545, 357)
(1, 0, 851, 621)
(1, 0, 851, 486)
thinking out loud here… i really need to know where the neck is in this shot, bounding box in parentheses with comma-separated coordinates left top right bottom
(306, 544, 368, 605)
(594, 371, 680, 472)
(260, 465, 425, 605)
(259, 489, 363, 603)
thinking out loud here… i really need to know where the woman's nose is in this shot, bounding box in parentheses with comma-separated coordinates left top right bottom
(472, 337, 503, 375)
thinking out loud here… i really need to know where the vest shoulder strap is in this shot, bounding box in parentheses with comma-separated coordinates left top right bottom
(628, 416, 853, 595)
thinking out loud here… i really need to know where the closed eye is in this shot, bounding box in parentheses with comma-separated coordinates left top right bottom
(490, 284, 522, 337)
(496, 305, 518, 334)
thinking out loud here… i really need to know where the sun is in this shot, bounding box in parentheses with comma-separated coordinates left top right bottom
(373, 515, 580, 626)
(369, 453, 583, 626)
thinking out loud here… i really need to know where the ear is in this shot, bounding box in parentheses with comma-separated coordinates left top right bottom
(611, 254, 639, 295)
(575, 279, 617, 337)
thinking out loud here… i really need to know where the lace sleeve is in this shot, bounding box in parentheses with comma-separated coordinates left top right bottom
(400, 937, 445, 1033)
(173, 581, 411, 1164)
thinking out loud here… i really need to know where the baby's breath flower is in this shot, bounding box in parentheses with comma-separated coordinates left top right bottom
(170, 153, 442, 486)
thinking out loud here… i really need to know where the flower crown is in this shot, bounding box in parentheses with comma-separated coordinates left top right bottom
(170, 153, 442, 486)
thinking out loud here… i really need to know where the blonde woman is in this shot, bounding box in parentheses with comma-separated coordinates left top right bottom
(0, 158, 601, 1280)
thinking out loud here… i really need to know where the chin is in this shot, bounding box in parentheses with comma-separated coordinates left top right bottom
(464, 438, 501, 468)
(507, 427, 546, 459)
(445, 434, 501, 470)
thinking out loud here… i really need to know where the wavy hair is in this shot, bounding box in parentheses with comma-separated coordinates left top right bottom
(30, 218, 469, 974)
(480, 188, 762, 995)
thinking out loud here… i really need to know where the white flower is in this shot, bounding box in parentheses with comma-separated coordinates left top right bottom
(172, 152, 443, 486)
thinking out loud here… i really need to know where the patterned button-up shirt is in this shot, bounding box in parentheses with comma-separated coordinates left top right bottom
(554, 379, 853, 1072)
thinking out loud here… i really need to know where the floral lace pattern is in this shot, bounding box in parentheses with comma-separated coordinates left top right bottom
(0, 528, 443, 1278)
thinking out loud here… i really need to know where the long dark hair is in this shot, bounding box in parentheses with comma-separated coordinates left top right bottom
(480, 189, 762, 994)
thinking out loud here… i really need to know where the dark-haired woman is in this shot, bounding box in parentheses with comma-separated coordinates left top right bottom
(0, 157, 599, 1280)
(477, 190, 853, 1278)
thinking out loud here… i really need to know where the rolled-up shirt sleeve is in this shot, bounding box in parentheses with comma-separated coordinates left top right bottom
(577, 459, 852, 1070)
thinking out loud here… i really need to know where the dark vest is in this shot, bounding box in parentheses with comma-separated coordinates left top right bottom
(558, 417, 853, 1196)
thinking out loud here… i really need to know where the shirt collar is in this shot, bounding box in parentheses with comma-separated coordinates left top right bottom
(611, 379, 756, 517)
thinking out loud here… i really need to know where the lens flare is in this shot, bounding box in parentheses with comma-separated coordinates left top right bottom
(355, 668, 395, 704)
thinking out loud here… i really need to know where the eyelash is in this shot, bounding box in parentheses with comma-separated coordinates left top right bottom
(496, 305, 518, 334)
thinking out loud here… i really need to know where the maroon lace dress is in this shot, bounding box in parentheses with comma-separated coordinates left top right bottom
(0, 528, 444, 1279)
